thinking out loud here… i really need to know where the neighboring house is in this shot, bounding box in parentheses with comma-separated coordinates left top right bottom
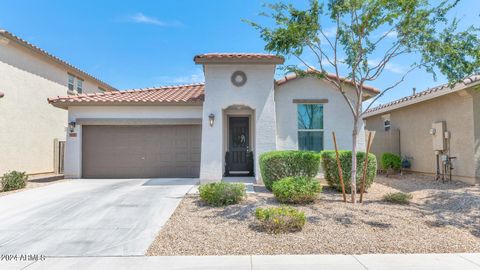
(364, 74, 480, 185)
(0, 30, 116, 176)
(48, 53, 379, 183)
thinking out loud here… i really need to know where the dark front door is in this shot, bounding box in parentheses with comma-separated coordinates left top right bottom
(228, 117, 250, 173)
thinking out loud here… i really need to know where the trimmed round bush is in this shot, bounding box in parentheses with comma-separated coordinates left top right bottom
(1, 171, 28, 192)
(272, 177, 322, 204)
(254, 206, 306, 234)
(199, 182, 246, 207)
(320, 150, 377, 193)
(259, 151, 321, 191)
(381, 153, 402, 171)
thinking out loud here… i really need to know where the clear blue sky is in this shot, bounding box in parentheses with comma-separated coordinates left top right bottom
(0, 0, 478, 106)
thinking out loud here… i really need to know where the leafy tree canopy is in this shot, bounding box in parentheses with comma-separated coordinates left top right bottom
(246, 0, 480, 98)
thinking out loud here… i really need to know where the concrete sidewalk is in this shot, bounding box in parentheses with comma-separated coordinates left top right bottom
(2, 253, 480, 270)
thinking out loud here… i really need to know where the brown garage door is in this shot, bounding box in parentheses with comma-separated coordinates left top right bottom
(82, 125, 201, 178)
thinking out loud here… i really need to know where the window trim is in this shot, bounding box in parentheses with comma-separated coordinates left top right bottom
(382, 114, 391, 131)
(297, 103, 325, 151)
(384, 119, 391, 131)
(76, 78, 83, 93)
(67, 73, 75, 91)
(297, 128, 324, 132)
(293, 99, 328, 104)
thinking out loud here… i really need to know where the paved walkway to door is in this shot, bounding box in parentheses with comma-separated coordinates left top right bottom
(0, 178, 196, 257)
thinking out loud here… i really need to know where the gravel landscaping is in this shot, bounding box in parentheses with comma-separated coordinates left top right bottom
(0, 176, 64, 197)
(147, 174, 480, 255)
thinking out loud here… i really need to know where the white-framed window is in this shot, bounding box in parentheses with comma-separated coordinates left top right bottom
(382, 114, 391, 131)
(67, 74, 75, 91)
(67, 74, 84, 93)
(297, 104, 324, 151)
(76, 78, 83, 93)
(384, 119, 391, 131)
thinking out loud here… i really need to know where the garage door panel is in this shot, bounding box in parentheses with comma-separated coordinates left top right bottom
(82, 125, 201, 178)
(174, 152, 187, 162)
(192, 152, 201, 162)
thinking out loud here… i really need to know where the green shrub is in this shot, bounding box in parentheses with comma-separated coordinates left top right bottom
(199, 182, 246, 206)
(381, 153, 402, 171)
(272, 177, 322, 204)
(383, 192, 413, 205)
(259, 151, 321, 191)
(320, 150, 377, 193)
(1, 171, 28, 192)
(255, 206, 306, 234)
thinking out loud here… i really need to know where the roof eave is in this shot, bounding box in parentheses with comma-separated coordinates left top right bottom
(49, 100, 204, 109)
(275, 73, 380, 101)
(194, 58, 285, 65)
(363, 80, 480, 119)
(0, 30, 118, 92)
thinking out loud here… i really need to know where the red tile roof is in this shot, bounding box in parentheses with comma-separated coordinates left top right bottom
(48, 70, 384, 108)
(48, 83, 205, 108)
(194, 53, 285, 64)
(364, 73, 480, 117)
(276, 70, 380, 95)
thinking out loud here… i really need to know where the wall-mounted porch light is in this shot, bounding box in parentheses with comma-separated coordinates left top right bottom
(208, 113, 215, 127)
(68, 121, 76, 133)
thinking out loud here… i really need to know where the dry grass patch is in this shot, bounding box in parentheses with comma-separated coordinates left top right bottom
(147, 174, 480, 255)
(383, 192, 413, 205)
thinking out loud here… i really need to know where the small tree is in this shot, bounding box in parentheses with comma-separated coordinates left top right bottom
(246, 0, 480, 203)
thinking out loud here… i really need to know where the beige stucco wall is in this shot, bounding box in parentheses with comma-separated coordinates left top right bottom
(365, 90, 477, 184)
(0, 40, 107, 94)
(367, 128, 400, 168)
(275, 77, 366, 152)
(0, 39, 107, 175)
(473, 90, 480, 183)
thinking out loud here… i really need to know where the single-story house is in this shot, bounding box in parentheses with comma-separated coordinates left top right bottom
(364, 74, 480, 184)
(48, 53, 379, 183)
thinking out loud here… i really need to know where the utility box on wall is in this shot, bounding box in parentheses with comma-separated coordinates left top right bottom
(431, 121, 446, 151)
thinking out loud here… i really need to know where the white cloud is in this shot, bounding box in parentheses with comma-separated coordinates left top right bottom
(368, 59, 406, 74)
(322, 26, 337, 38)
(127, 13, 182, 27)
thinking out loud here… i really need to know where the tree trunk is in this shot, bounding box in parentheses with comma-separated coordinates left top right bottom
(351, 122, 358, 204)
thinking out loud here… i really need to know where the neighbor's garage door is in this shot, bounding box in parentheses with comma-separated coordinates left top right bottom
(82, 125, 201, 178)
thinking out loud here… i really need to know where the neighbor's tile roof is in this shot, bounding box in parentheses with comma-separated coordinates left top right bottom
(194, 53, 285, 64)
(364, 73, 480, 117)
(0, 29, 117, 91)
(276, 70, 381, 95)
(48, 83, 205, 108)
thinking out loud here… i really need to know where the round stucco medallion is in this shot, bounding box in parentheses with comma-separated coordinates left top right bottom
(231, 71, 247, 87)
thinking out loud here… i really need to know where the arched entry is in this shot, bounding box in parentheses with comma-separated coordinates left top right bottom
(223, 105, 255, 176)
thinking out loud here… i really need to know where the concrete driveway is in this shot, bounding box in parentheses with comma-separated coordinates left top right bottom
(0, 178, 197, 256)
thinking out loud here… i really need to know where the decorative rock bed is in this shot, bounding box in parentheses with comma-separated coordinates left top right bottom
(147, 174, 480, 255)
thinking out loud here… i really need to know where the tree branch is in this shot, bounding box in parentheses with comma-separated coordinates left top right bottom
(362, 64, 423, 114)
